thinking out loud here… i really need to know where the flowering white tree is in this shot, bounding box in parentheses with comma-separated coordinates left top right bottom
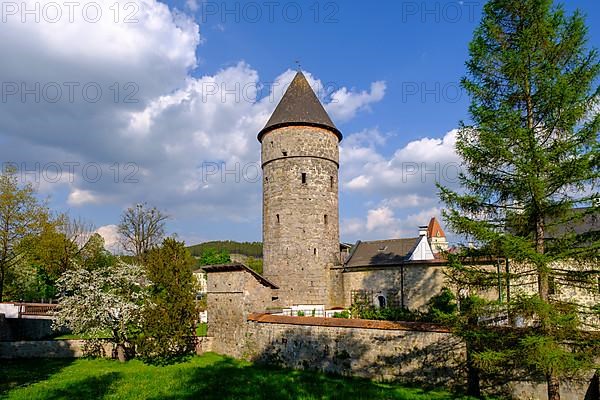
(53, 261, 148, 362)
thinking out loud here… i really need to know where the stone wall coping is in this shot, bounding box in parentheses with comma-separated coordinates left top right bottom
(247, 313, 452, 333)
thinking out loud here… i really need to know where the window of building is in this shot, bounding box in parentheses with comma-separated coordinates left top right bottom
(276, 214, 280, 223)
(282, 151, 287, 156)
(301, 172, 307, 184)
(377, 295, 387, 308)
(324, 214, 328, 225)
(330, 176, 334, 189)
(313, 248, 317, 255)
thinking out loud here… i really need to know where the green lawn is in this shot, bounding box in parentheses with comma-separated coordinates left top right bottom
(196, 322, 208, 337)
(0, 353, 480, 400)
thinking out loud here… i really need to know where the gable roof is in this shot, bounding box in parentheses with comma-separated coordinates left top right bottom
(343, 238, 420, 268)
(202, 263, 279, 289)
(545, 207, 599, 239)
(257, 71, 342, 142)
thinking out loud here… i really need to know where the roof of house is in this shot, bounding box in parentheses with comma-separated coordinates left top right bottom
(427, 217, 446, 238)
(343, 238, 421, 268)
(257, 71, 342, 142)
(201, 263, 279, 289)
(545, 207, 599, 238)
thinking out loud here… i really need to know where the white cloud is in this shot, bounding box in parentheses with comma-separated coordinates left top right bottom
(341, 129, 461, 196)
(96, 224, 121, 253)
(342, 206, 442, 241)
(366, 206, 395, 231)
(185, 0, 199, 11)
(339, 129, 460, 242)
(0, 2, 385, 238)
(347, 175, 371, 190)
(67, 189, 109, 206)
(326, 81, 386, 122)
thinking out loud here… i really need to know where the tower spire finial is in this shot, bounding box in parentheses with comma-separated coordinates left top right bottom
(295, 60, 301, 71)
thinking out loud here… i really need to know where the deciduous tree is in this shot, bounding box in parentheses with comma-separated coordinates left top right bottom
(54, 260, 148, 362)
(0, 167, 49, 301)
(118, 203, 168, 260)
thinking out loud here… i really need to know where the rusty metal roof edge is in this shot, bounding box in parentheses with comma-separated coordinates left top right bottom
(247, 313, 452, 333)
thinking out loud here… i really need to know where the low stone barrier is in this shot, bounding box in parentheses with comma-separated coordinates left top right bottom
(233, 313, 599, 400)
(0, 337, 214, 359)
(244, 313, 464, 385)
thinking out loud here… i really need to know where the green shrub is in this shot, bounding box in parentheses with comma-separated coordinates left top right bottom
(350, 300, 421, 322)
(332, 310, 350, 319)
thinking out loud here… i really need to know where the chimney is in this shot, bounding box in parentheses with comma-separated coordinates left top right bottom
(418, 226, 428, 237)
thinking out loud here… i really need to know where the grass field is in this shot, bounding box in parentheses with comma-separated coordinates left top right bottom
(0, 353, 481, 400)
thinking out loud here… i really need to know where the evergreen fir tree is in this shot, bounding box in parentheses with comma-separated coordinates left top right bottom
(439, 0, 599, 398)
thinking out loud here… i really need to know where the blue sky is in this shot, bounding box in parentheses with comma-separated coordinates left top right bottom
(1, 0, 598, 250)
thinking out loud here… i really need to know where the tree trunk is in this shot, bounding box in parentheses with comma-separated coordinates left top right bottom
(547, 372, 560, 400)
(535, 217, 549, 301)
(466, 355, 481, 398)
(116, 343, 127, 363)
(0, 263, 5, 302)
(465, 319, 482, 398)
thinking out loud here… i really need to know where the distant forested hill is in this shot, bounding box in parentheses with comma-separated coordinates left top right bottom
(186, 241, 263, 258)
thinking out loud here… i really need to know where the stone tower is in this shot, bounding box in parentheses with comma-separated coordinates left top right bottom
(258, 71, 342, 307)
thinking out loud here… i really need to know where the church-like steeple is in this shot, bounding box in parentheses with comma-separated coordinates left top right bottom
(258, 71, 342, 142)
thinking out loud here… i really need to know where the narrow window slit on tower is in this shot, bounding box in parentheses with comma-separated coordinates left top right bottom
(276, 214, 280, 223)
(301, 172, 307, 184)
(324, 214, 328, 224)
(330, 176, 334, 189)
(282, 151, 287, 156)
(313, 248, 317, 255)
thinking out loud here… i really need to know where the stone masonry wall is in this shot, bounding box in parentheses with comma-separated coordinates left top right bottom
(243, 314, 465, 386)
(510, 260, 600, 329)
(0, 337, 213, 359)
(229, 314, 598, 400)
(206, 270, 274, 355)
(341, 266, 447, 310)
(342, 264, 504, 311)
(261, 126, 340, 307)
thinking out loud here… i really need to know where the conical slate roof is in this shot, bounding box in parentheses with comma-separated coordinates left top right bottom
(258, 71, 342, 142)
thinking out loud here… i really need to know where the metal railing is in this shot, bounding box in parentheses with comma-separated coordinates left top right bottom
(18, 303, 59, 317)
